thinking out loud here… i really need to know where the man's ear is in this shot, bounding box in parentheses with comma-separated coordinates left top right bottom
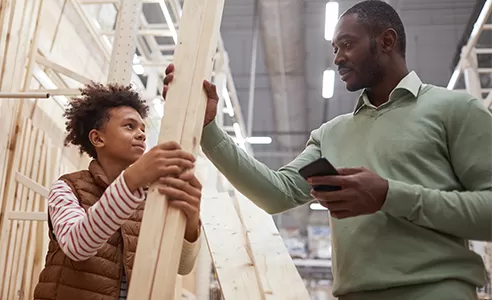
(381, 28, 397, 53)
(88, 129, 105, 149)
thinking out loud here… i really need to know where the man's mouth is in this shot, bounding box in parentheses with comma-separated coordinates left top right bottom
(338, 68, 352, 81)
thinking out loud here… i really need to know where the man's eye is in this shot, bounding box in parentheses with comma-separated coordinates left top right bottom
(125, 124, 133, 129)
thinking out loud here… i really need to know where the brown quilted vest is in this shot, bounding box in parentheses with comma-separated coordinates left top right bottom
(33, 160, 145, 300)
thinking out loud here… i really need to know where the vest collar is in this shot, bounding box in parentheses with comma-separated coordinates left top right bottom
(88, 160, 110, 189)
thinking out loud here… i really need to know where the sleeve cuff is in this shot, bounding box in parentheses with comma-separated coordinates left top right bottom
(119, 171, 146, 202)
(380, 179, 419, 218)
(178, 228, 202, 275)
(201, 119, 227, 151)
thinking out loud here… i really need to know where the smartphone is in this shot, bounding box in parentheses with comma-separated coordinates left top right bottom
(298, 157, 341, 191)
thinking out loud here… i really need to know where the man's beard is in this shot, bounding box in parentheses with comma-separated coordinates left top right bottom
(348, 43, 383, 92)
(363, 38, 383, 88)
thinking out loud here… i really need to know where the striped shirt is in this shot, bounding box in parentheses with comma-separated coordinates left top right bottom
(48, 171, 201, 298)
(48, 173, 146, 261)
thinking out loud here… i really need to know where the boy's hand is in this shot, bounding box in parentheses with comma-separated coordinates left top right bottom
(157, 171, 202, 242)
(162, 63, 219, 127)
(124, 141, 195, 192)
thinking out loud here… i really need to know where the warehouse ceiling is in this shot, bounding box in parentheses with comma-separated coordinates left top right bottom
(93, 0, 479, 229)
(136, 0, 478, 165)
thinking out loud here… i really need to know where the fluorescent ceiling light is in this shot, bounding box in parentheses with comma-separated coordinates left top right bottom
(325, 2, 339, 41)
(246, 136, 272, 144)
(322, 69, 335, 99)
(310, 203, 328, 211)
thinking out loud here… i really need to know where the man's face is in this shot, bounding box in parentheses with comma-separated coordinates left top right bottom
(94, 106, 147, 165)
(332, 14, 383, 92)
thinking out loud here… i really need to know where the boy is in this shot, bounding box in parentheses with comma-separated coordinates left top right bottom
(34, 82, 203, 300)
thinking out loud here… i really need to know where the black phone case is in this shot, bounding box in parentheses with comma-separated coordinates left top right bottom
(298, 158, 341, 191)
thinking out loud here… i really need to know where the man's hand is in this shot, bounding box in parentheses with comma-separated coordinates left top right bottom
(163, 63, 219, 126)
(308, 167, 389, 219)
(157, 171, 202, 242)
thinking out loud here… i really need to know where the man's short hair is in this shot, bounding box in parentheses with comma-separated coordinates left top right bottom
(342, 0, 406, 58)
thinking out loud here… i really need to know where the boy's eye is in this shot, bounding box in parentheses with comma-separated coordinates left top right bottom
(125, 124, 133, 129)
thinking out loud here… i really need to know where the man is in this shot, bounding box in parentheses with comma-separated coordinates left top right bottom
(164, 1, 492, 299)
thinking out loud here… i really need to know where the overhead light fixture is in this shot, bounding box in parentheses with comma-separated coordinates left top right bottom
(325, 1, 339, 41)
(310, 203, 328, 211)
(246, 136, 272, 144)
(322, 69, 335, 99)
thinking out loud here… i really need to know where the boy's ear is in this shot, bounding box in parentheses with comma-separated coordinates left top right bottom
(88, 129, 105, 149)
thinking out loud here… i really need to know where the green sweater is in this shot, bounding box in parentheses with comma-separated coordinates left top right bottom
(201, 71, 492, 299)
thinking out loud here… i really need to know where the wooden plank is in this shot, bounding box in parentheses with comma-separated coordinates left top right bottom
(7, 211, 47, 221)
(150, 0, 225, 297)
(233, 193, 311, 299)
(1, 120, 35, 298)
(128, 0, 224, 298)
(0, 117, 30, 292)
(7, 125, 42, 299)
(13, 130, 47, 299)
(201, 193, 264, 300)
(0, 0, 25, 230)
(35, 54, 91, 84)
(28, 145, 61, 298)
(15, 171, 49, 198)
(0, 0, 14, 73)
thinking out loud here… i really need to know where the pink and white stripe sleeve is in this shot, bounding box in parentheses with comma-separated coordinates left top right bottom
(48, 172, 145, 261)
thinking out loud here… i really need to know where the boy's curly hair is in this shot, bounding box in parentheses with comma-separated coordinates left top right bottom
(64, 82, 150, 158)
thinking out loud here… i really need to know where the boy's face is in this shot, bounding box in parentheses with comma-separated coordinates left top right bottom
(91, 106, 146, 165)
